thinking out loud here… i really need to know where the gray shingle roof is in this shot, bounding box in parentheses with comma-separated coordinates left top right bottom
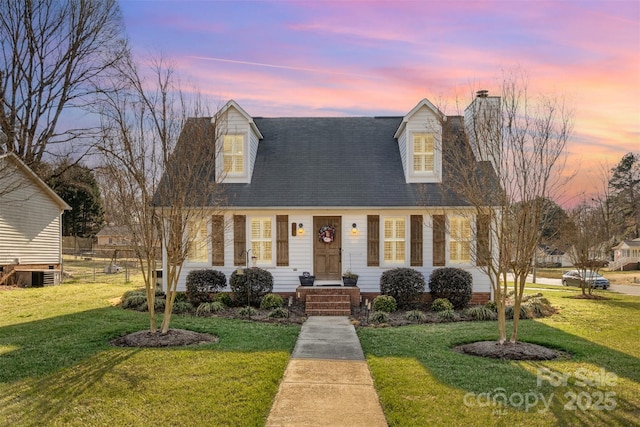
(156, 115, 499, 208)
(218, 116, 471, 208)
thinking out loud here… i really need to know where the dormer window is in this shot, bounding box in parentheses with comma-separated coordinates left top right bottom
(394, 99, 444, 183)
(223, 134, 245, 175)
(412, 133, 435, 174)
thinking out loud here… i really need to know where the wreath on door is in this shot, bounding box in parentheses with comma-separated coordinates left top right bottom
(318, 225, 336, 243)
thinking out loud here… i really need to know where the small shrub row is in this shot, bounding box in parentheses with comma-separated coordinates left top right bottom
(230, 268, 274, 307)
(379, 268, 425, 308)
(373, 295, 397, 313)
(260, 293, 284, 310)
(186, 269, 226, 306)
(431, 298, 454, 312)
(429, 267, 472, 309)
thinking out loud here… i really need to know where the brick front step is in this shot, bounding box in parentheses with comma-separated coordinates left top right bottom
(305, 301, 351, 310)
(305, 294, 350, 303)
(306, 308, 352, 316)
(304, 293, 353, 316)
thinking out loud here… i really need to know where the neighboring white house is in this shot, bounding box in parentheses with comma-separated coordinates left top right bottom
(611, 238, 640, 271)
(160, 95, 501, 304)
(0, 153, 71, 286)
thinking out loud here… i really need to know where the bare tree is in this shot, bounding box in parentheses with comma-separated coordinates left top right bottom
(563, 202, 609, 295)
(0, 0, 127, 169)
(444, 71, 572, 343)
(97, 54, 225, 333)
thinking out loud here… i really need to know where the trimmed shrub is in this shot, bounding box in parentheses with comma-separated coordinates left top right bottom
(268, 307, 290, 318)
(186, 269, 227, 306)
(429, 268, 473, 309)
(260, 293, 284, 310)
(230, 268, 274, 306)
(437, 309, 456, 322)
(405, 310, 427, 323)
(464, 305, 497, 321)
(370, 311, 389, 324)
(373, 295, 397, 313)
(431, 297, 454, 312)
(212, 292, 232, 307)
(379, 268, 425, 308)
(154, 298, 166, 311)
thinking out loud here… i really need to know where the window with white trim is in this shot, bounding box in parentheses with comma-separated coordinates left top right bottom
(187, 218, 208, 263)
(412, 133, 435, 173)
(223, 134, 244, 174)
(251, 217, 272, 264)
(383, 217, 406, 264)
(450, 216, 471, 263)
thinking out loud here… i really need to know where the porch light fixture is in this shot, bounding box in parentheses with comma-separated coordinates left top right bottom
(351, 223, 358, 235)
(297, 223, 304, 235)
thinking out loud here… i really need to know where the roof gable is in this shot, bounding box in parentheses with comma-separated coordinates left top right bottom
(0, 153, 71, 210)
(394, 98, 445, 139)
(214, 99, 263, 139)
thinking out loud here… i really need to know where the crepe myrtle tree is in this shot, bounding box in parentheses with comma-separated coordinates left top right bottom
(437, 70, 572, 344)
(563, 201, 609, 296)
(97, 53, 227, 334)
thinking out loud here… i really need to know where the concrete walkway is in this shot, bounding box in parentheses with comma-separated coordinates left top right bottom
(265, 316, 387, 427)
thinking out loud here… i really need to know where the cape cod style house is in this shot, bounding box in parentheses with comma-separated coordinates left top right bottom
(0, 153, 71, 286)
(161, 95, 500, 308)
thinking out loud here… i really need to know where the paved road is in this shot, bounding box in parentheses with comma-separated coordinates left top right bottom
(512, 274, 640, 297)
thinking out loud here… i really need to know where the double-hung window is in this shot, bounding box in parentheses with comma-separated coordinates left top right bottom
(450, 216, 471, 264)
(383, 217, 406, 264)
(251, 217, 272, 264)
(223, 134, 244, 175)
(412, 133, 435, 174)
(187, 218, 208, 263)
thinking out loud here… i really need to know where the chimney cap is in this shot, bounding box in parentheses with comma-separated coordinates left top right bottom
(476, 90, 489, 98)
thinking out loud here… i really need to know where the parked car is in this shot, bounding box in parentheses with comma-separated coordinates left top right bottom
(562, 270, 609, 289)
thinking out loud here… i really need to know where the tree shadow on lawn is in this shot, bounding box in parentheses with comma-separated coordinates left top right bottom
(359, 320, 640, 426)
(0, 306, 299, 384)
(0, 307, 299, 425)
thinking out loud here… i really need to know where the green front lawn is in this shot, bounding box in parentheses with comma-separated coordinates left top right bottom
(0, 283, 299, 426)
(358, 287, 640, 426)
(2, 277, 639, 426)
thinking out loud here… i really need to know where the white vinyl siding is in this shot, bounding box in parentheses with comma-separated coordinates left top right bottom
(413, 133, 435, 173)
(450, 216, 471, 264)
(0, 157, 65, 265)
(383, 217, 405, 264)
(223, 134, 244, 175)
(187, 219, 209, 263)
(251, 217, 272, 264)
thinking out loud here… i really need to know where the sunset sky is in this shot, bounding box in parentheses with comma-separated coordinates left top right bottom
(119, 0, 639, 205)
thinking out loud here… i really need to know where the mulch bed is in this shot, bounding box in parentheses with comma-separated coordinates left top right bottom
(111, 329, 218, 347)
(453, 341, 567, 360)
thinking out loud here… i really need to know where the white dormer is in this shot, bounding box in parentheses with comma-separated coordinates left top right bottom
(394, 98, 444, 183)
(213, 100, 263, 183)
